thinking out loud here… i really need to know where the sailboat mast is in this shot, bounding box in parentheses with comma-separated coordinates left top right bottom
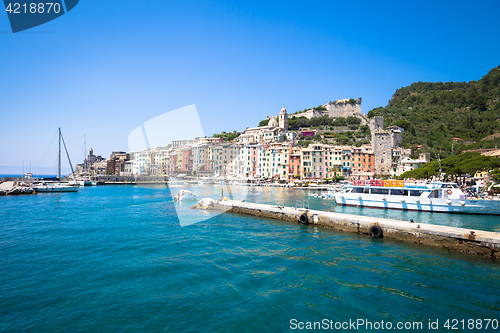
(60, 130, 76, 181)
(58, 128, 61, 179)
(84, 135, 87, 176)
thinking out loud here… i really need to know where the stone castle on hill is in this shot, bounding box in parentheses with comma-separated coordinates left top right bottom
(237, 98, 366, 144)
(298, 97, 364, 121)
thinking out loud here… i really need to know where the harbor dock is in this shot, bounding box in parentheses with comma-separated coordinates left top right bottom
(193, 199, 500, 258)
(0, 181, 36, 195)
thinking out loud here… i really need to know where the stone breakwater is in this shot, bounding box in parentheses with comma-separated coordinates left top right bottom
(0, 181, 36, 195)
(192, 199, 500, 259)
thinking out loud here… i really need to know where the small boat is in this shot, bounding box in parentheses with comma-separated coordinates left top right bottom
(168, 179, 184, 186)
(34, 182, 79, 192)
(173, 190, 199, 202)
(77, 178, 97, 186)
(78, 137, 97, 186)
(335, 180, 500, 215)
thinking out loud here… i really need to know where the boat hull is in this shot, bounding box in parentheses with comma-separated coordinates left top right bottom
(78, 180, 97, 186)
(334, 193, 500, 215)
(35, 185, 79, 192)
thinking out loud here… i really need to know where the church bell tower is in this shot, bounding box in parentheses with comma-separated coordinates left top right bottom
(279, 106, 288, 131)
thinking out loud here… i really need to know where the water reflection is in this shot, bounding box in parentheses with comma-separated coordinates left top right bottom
(179, 184, 500, 232)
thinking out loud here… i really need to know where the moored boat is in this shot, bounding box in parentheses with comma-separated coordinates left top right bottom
(77, 178, 97, 186)
(334, 180, 500, 215)
(77, 137, 97, 186)
(168, 179, 184, 186)
(34, 182, 79, 193)
(34, 128, 80, 193)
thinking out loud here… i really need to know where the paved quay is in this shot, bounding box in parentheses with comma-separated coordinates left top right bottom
(193, 199, 500, 259)
(0, 181, 15, 190)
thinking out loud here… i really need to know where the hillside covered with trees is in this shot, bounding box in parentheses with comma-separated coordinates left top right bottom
(399, 152, 500, 180)
(368, 64, 500, 157)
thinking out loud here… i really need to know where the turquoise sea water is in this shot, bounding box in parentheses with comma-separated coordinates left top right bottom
(1, 185, 500, 332)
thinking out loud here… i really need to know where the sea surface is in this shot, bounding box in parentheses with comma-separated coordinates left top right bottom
(0, 175, 58, 178)
(1, 184, 500, 332)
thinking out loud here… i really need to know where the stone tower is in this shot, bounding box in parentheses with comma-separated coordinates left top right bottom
(370, 116, 402, 176)
(370, 116, 384, 132)
(279, 106, 288, 131)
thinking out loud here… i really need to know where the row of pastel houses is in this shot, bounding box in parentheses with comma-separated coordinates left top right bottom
(81, 108, 428, 180)
(81, 131, 428, 182)
(120, 137, 386, 182)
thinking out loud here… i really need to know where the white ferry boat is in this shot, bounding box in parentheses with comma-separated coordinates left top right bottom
(334, 180, 500, 215)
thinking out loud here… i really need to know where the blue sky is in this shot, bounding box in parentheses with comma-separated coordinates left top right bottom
(1, 0, 499, 174)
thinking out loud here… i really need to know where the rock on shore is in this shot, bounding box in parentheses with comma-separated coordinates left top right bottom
(190, 198, 218, 210)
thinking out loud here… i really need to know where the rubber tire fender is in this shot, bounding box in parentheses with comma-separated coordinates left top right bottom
(299, 213, 309, 224)
(369, 225, 383, 238)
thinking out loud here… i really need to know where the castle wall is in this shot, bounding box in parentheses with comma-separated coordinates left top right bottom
(295, 98, 364, 121)
(393, 132, 403, 148)
(299, 109, 323, 119)
(326, 103, 362, 118)
(325, 98, 362, 119)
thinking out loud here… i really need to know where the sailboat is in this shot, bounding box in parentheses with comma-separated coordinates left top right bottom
(34, 128, 80, 193)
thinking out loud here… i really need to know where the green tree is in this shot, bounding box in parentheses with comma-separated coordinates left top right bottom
(474, 94, 488, 111)
(333, 117, 347, 126)
(259, 119, 270, 127)
(346, 116, 361, 125)
(399, 152, 500, 180)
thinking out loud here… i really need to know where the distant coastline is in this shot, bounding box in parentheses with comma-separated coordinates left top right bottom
(0, 174, 58, 179)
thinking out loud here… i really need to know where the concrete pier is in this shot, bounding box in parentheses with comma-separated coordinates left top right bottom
(0, 181, 37, 195)
(194, 199, 500, 258)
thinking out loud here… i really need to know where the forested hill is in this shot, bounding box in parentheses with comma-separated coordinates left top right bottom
(367, 64, 500, 157)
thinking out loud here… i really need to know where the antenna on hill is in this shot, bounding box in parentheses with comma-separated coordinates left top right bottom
(432, 148, 442, 180)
